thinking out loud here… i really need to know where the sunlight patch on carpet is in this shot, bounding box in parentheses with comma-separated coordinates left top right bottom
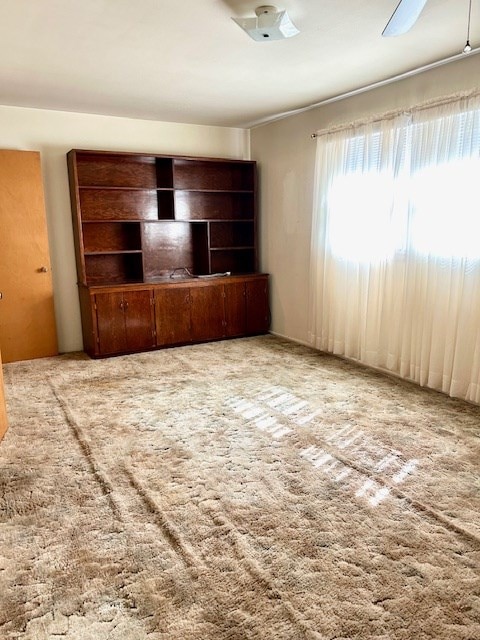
(224, 383, 420, 509)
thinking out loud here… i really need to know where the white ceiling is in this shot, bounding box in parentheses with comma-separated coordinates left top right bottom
(0, 0, 477, 128)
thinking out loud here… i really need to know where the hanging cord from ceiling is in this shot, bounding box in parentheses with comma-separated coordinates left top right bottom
(464, 0, 473, 53)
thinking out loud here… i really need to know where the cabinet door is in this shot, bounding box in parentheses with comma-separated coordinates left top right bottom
(95, 290, 155, 355)
(155, 287, 191, 346)
(190, 283, 225, 342)
(224, 282, 246, 337)
(123, 290, 156, 352)
(246, 278, 270, 334)
(95, 291, 127, 354)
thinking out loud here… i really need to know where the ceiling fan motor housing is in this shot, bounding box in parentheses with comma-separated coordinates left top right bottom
(233, 4, 299, 41)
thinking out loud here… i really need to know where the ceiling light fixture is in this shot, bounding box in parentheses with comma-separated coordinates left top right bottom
(463, 0, 473, 53)
(232, 5, 299, 41)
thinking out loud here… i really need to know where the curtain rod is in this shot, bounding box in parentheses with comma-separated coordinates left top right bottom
(249, 47, 480, 130)
(311, 87, 480, 139)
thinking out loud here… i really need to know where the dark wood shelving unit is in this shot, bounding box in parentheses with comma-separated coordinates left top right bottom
(67, 149, 269, 357)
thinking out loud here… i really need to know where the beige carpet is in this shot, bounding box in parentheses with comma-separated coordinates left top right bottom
(1, 335, 479, 639)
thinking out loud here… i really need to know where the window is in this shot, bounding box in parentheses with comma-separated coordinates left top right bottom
(309, 95, 480, 403)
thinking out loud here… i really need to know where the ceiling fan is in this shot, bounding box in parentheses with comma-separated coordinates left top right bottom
(382, 0, 428, 36)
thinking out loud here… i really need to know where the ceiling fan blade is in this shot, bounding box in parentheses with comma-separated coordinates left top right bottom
(382, 0, 428, 37)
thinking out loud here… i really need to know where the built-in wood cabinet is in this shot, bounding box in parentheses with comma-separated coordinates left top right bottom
(67, 149, 269, 357)
(79, 275, 269, 357)
(224, 281, 247, 338)
(94, 289, 155, 356)
(68, 150, 258, 286)
(189, 283, 225, 343)
(246, 277, 271, 335)
(154, 286, 191, 347)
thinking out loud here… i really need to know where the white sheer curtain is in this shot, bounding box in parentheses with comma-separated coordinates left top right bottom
(308, 95, 480, 403)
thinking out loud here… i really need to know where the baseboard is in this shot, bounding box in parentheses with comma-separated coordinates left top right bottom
(267, 331, 313, 349)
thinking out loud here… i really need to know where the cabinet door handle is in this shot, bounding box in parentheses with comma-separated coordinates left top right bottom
(119, 301, 124, 310)
(124, 301, 129, 310)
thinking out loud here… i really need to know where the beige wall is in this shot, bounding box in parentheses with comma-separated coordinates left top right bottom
(0, 105, 250, 353)
(251, 53, 480, 346)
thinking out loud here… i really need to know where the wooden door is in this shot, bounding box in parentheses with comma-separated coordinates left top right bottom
(190, 283, 224, 342)
(0, 350, 8, 441)
(95, 291, 127, 355)
(155, 287, 191, 346)
(246, 278, 270, 334)
(0, 150, 58, 362)
(224, 282, 246, 337)
(123, 290, 155, 352)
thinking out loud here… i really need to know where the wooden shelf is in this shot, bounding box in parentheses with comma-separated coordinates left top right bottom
(67, 149, 267, 357)
(78, 186, 175, 192)
(173, 158, 255, 191)
(174, 191, 254, 221)
(75, 153, 173, 189)
(79, 189, 159, 221)
(84, 250, 143, 256)
(84, 252, 144, 285)
(209, 220, 254, 249)
(82, 221, 142, 253)
(174, 189, 254, 194)
(210, 248, 255, 274)
(142, 221, 208, 281)
(209, 246, 254, 251)
(69, 152, 258, 277)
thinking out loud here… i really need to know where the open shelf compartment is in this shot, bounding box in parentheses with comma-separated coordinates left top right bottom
(85, 252, 144, 285)
(82, 222, 142, 253)
(79, 189, 159, 221)
(75, 153, 160, 188)
(209, 221, 254, 248)
(142, 221, 209, 280)
(210, 248, 255, 274)
(174, 191, 254, 221)
(173, 159, 254, 191)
